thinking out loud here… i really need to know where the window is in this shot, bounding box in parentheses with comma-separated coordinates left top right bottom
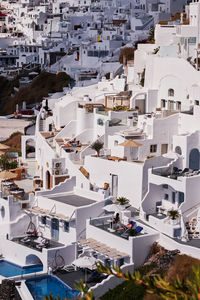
(168, 89, 174, 97)
(161, 99, 166, 108)
(64, 221, 69, 232)
(176, 101, 181, 110)
(195, 100, 199, 106)
(41, 216, 46, 225)
(164, 193, 169, 200)
(162, 184, 168, 189)
(178, 192, 184, 205)
(97, 118, 104, 126)
(150, 144, 157, 153)
(172, 192, 176, 204)
(188, 37, 196, 44)
(168, 100, 175, 110)
(114, 140, 118, 146)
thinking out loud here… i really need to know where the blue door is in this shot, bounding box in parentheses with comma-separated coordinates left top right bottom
(189, 149, 199, 170)
(51, 218, 59, 240)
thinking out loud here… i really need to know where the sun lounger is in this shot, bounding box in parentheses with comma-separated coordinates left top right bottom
(135, 226, 143, 233)
(21, 236, 31, 243)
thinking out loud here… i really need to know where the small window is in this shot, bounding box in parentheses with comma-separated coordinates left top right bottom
(176, 101, 181, 110)
(172, 192, 176, 204)
(162, 184, 168, 189)
(41, 216, 46, 225)
(161, 99, 166, 108)
(168, 89, 174, 97)
(64, 221, 69, 232)
(178, 192, 184, 205)
(195, 100, 199, 106)
(164, 193, 169, 200)
(150, 144, 157, 153)
(114, 140, 118, 146)
(97, 118, 104, 126)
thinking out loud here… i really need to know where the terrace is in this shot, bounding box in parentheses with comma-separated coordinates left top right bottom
(11, 236, 64, 252)
(89, 216, 146, 240)
(152, 166, 200, 181)
(46, 194, 96, 207)
(54, 268, 108, 289)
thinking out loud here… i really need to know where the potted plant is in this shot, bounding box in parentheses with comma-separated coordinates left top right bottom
(90, 140, 104, 157)
(115, 197, 130, 206)
(168, 209, 180, 225)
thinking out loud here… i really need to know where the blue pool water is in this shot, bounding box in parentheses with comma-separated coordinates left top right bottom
(0, 260, 43, 277)
(26, 275, 80, 300)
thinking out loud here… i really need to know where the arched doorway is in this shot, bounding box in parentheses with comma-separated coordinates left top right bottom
(46, 170, 51, 189)
(175, 146, 182, 155)
(25, 254, 43, 266)
(25, 139, 35, 159)
(189, 148, 200, 170)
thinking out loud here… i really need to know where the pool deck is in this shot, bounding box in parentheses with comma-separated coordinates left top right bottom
(54, 269, 107, 289)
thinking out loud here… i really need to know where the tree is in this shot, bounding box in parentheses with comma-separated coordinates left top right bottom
(45, 264, 200, 299)
(43, 293, 61, 300)
(75, 263, 200, 300)
(168, 210, 180, 220)
(116, 197, 129, 205)
(90, 140, 104, 157)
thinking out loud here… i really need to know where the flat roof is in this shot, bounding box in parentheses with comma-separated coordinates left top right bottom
(47, 194, 96, 207)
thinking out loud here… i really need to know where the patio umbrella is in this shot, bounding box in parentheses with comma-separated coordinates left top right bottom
(73, 255, 98, 282)
(104, 204, 125, 213)
(73, 255, 98, 269)
(0, 143, 10, 150)
(0, 170, 17, 180)
(119, 140, 142, 147)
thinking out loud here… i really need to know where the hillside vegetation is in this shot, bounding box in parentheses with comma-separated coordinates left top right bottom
(101, 244, 200, 300)
(0, 72, 72, 115)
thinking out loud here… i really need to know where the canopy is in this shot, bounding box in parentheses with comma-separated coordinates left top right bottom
(0, 170, 17, 180)
(104, 204, 125, 213)
(73, 255, 98, 270)
(119, 140, 142, 147)
(0, 143, 10, 150)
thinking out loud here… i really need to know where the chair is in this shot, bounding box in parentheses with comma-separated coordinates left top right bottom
(135, 226, 143, 233)
(126, 221, 136, 229)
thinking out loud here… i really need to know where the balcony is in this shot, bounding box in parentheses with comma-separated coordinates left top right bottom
(90, 216, 146, 240)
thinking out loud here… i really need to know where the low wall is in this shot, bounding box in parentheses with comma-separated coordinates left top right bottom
(37, 176, 76, 196)
(159, 233, 200, 259)
(91, 263, 134, 298)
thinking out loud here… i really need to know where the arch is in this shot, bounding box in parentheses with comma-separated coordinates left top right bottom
(25, 138, 35, 159)
(175, 146, 182, 155)
(168, 88, 174, 97)
(46, 170, 51, 189)
(189, 148, 200, 170)
(25, 254, 43, 266)
(21, 135, 36, 160)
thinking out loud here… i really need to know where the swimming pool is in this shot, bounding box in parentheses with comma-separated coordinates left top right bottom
(26, 275, 80, 300)
(0, 260, 43, 277)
